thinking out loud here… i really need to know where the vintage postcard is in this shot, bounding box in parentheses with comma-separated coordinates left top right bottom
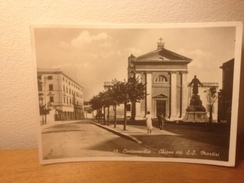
(31, 22, 242, 166)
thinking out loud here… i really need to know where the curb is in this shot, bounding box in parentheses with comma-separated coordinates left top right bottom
(90, 121, 143, 145)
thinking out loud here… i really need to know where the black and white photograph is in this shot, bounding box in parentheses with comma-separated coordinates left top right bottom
(31, 23, 242, 166)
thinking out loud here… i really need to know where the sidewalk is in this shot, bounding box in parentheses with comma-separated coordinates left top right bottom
(90, 121, 177, 145)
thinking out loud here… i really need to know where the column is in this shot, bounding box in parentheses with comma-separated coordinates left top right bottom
(135, 73, 143, 119)
(181, 72, 188, 118)
(170, 72, 177, 118)
(146, 72, 152, 113)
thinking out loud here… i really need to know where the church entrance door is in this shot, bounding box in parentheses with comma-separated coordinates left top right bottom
(156, 100, 166, 117)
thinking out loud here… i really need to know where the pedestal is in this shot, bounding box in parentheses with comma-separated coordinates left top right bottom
(183, 94, 208, 122)
(183, 111, 208, 122)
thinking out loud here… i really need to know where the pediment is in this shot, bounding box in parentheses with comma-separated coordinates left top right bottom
(153, 93, 168, 98)
(136, 51, 170, 61)
(134, 48, 191, 63)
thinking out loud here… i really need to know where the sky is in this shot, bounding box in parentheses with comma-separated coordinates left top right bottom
(33, 25, 236, 100)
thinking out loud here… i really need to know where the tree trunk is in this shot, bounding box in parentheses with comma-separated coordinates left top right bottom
(114, 105, 117, 128)
(103, 107, 106, 125)
(44, 115, 47, 125)
(131, 101, 136, 120)
(97, 109, 101, 123)
(41, 115, 44, 125)
(107, 106, 110, 126)
(209, 105, 213, 131)
(123, 101, 127, 130)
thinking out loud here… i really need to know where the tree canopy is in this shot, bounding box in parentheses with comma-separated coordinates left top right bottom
(89, 78, 146, 130)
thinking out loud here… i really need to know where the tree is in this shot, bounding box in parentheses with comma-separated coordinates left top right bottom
(98, 91, 111, 125)
(111, 78, 146, 130)
(90, 91, 113, 124)
(39, 105, 51, 125)
(89, 94, 103, 123)
(106, 84, 121, 127)
(101, 90, 115, 126)
(127, 74, 146, 120)
(37, 75, 50, 125)
(110, 80, 128, 130)
(90, 77, 146, 130)
(205, 86, 218, 129)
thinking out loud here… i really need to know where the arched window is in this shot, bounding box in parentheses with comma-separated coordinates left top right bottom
(154, 75, 168, 83)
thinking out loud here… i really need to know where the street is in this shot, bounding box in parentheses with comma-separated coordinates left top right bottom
(41, 119, 229, 162)
(41, 120, 160, 160)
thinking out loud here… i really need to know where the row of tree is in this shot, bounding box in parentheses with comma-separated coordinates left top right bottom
(89, 76, 146, 130)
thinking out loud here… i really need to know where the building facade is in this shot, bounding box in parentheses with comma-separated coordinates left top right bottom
(128, 40, 192, 120)
(218, 58, 234, 123)
(127, 40, 219, 122)
(37, 68, 84, 124)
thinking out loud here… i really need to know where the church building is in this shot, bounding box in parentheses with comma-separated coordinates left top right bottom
(127, 39, 192, 120)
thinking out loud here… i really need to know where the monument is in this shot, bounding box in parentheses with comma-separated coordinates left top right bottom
(183, 76, 208, 122)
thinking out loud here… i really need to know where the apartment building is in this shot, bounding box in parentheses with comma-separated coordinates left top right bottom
(37, 68, 84, 123)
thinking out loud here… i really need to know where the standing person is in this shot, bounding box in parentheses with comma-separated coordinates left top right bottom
(145, 111, 153, 133)
(157, 113, 163, 130)
(157, 113, 165, 130)
(160, 113, 165, 130)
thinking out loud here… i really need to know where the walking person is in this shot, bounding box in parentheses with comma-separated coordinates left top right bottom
(145, 111, 153, 133)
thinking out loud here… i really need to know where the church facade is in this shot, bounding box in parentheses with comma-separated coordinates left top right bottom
(127, 40, 192, 120)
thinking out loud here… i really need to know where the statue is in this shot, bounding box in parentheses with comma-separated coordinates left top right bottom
(183, 75, 208, 122)
(188, 75, 203, 95)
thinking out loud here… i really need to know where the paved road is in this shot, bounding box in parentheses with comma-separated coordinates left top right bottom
(41, 120, 160, 160)
(40, 119, 229, 162)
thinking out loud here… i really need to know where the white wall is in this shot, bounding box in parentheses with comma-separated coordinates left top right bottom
(1, 0, 244, 150)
